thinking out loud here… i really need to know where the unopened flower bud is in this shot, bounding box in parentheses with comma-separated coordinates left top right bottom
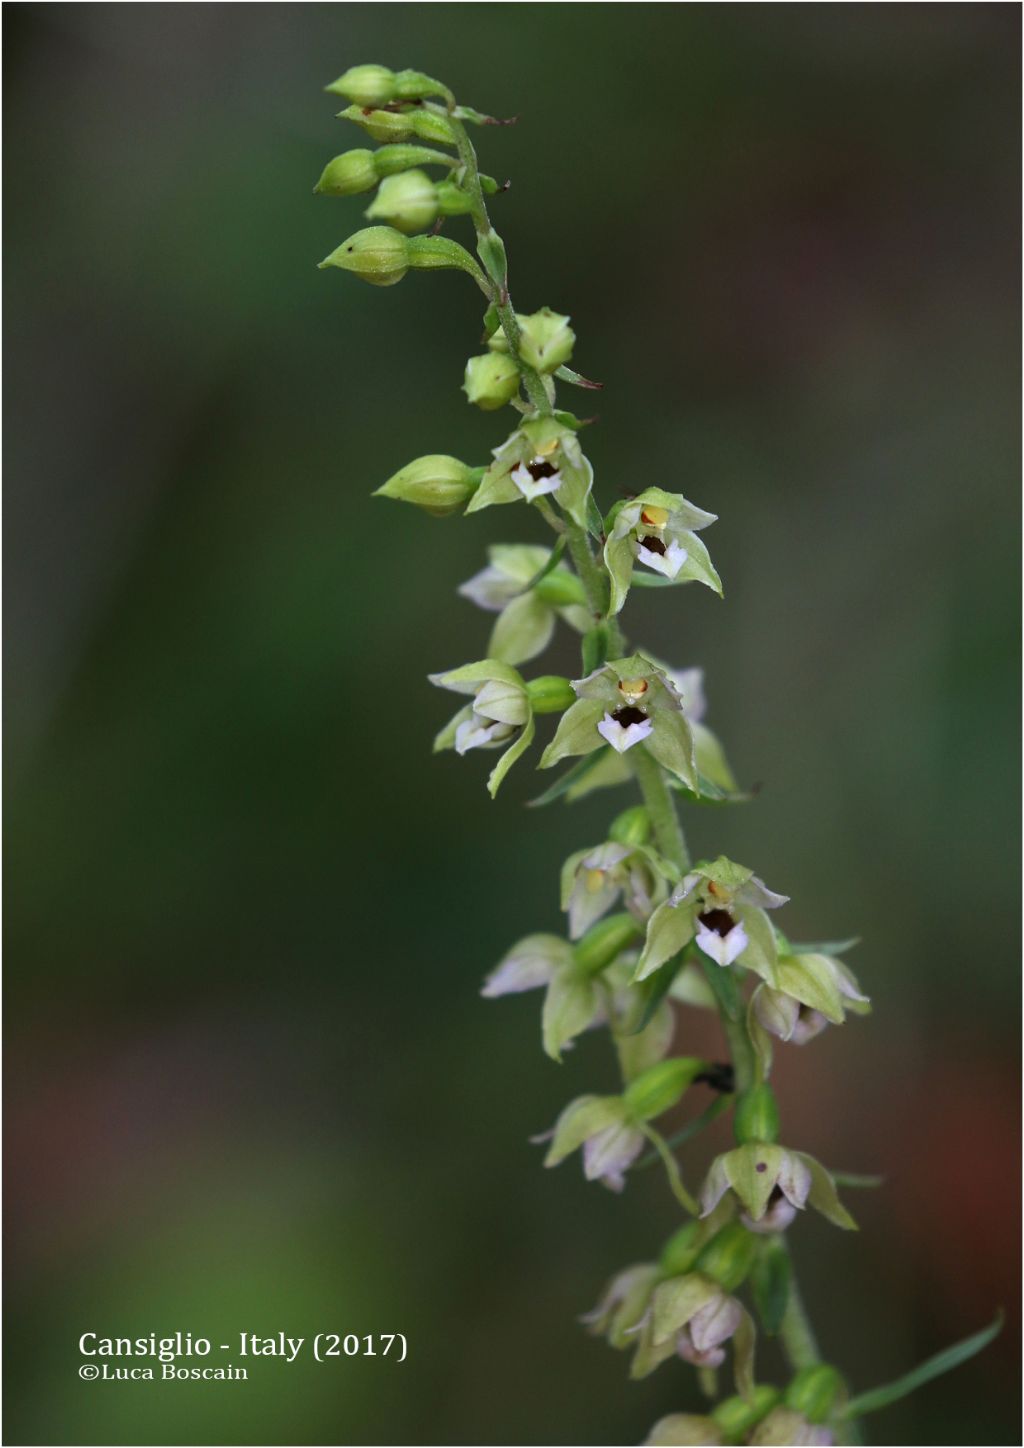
(734, 1084, 780, 1145)
(319, 226, 413, 285)
(526, 675, 576, 715)
(694, 1221, 757, 1293)
(608, 805, 652, 848)
(623, 1056, 703, 1120)
(533, 570, 587, 608)
(785, 1365, 843, 1424)
(374, 455, 482, 516)
(434, 181, 475, 217)
(711, 1387, 781, 1441)
(464, 353, 520, 411)
(325, 64, 397, 107)
(573, 912, 641, 976)
(645, 1415, 723, 1447)
(517, 307, 576, 373)
(365, 169, 438, 232)
(314, 149, 378, 196)
(392, 68, 451, 102)
(336, 105, 416, 144)
(658, 1221, 701, 1276)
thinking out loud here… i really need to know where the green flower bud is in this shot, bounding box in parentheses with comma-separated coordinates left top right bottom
(486, 324, 511, 353)
(393, 69, 451, 102)
(623, 1056, 703, 1120)
(365, 169, 438, 233)
(374, 455, 483, 517)
(711, 1386, 780, 1440)
(325, 64, 397, 107)
(463, 353, 520, 411)
(314, 149, 377, 196)
(336, 105, 416, 144)
(694, 1221, 757, 1293)
(371, 143, 456, 177)
(517, 307, 576, 373)
(533, 570, 588, 608)
(658, 1221, 702, 1277)
(318, 226, 410, 286)
(573, 912, 641, 976)
(608, 805, 652, 847)
(434, 180, 475, 217)
(784, 1364, 843, 1424)
(734, 1085, 781, 1146)
(526, 675, 576, 715)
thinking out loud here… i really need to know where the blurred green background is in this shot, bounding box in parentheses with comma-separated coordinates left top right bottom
(4, 4, 1020, 1445)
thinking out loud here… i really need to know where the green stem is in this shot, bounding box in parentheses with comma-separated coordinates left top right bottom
(629, 746, 690, 872)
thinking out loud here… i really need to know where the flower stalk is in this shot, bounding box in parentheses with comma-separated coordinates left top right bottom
(313, 61, 997, 1446)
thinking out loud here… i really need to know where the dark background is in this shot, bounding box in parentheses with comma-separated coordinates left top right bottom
(4, 4, 1020, 1445)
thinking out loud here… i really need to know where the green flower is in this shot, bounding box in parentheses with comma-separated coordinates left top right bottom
(560, 839, 673, 939)
(458, 544, 589, 666)
(752, 950, 870, 1045)
(539, 655, 697, 789)
(429, 660, 534, 797)
(465, 417, 594, 525)
(699, 1143, 856, 1232)
(604, 487, 721, 614)
(635, 856, 788, 984)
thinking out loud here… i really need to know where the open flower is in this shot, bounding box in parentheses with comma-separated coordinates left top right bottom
(465, 416, 594, 524)
(752, 951, 870, 1046)
(540, 655, 698, 788)
(556, 664, 742, 805)
(560, 839, 673, 940)
(630, 1275, 745, 1377)
(635, 856, 788, 984)
(604, 487, 721, 614)
(429, 660, 534, 796)
(457, 544, 589, 666)
(699, 1143, 856, 1231)
(539, 1058, 703, 1191)
(481, 916, 644, 1061)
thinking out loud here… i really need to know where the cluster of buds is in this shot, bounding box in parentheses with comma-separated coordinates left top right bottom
(310, 60, 991, 1448)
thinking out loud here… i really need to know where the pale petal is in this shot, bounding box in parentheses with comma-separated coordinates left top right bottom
(688, 1293, 742, 1353)
(568, 876, 620, 939)
(455, 714, 514, 754)
(698, 1155, 732, 1218)
(511, 462, 562, 501)
(583, 1121, 644, 1187)
(741, 1194, 798, 1234)
(597, 712, 654, 753)
(636, 538, 689, 578)
(777, 1149, 813, 1209)
(753, 985, 800, 1041)
(791, 1009, 830, 1044)
(457, 564, 514, 612)
(696, 918, 748, 966)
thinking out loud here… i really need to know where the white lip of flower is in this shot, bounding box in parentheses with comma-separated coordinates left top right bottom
(695, 909, 750, 966)
(598, 711, 654, 753)
(454, 713, 518, 754)
(636, 537, 689, 579)
(511, 457, 562, 501)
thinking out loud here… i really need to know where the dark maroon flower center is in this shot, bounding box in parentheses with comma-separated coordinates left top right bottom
(611, 705, 648, 728)
(698, 908, 737, 938)
(639, 534, 666, 555)
(526, 459, 558, 481)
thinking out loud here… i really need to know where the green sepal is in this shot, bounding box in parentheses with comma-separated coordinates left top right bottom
(732, 1308, 758, 1403)
(633, 898, 696, 983)
(538, 698, 606, 769)
(488, 592, 554, 664)
(796, 1153, 858, 1231)
(645, 715, 697, 790)
(541, 963, 596, 1060)
(628, 952, 685, 1035)
(544, 1095, 625, 1159)
(650, 1273, 722, 1348)
(486, 711, 535, 798)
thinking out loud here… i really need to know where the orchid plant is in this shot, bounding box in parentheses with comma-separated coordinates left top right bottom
(313, 63, 999, 1447)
